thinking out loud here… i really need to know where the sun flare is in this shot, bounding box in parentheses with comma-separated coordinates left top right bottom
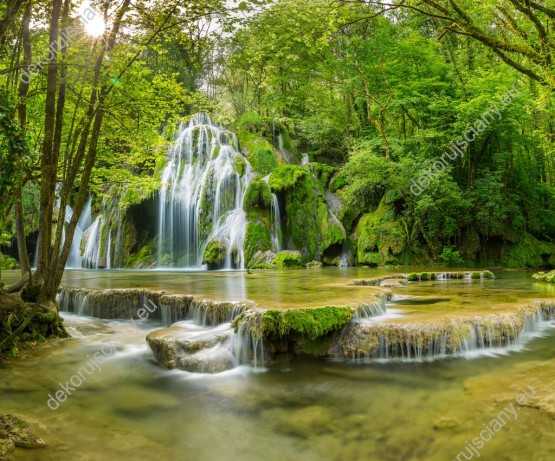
(79, 3, 105, 37)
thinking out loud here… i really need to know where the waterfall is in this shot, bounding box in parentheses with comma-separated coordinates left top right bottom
(270, 194, 283, 252)
(66, 197, 92, 268)
(301, 153, 309, 165)
(157, 113, 252, 269)
(262, 174, 283, 252)
(106, 230, 111, 269)
(82, 216, 101, 269)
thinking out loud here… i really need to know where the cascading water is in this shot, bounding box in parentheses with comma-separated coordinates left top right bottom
(262, 175, 283, 252)
(66, 197, 93, 268)
(157, 113, 252, 269)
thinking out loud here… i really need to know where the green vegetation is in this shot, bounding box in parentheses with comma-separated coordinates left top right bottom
(533, 271, 555, 283)
(202, 240, 227, 269)
(0, 253, 19, 270)
(243, 138, 278, 175)
(269, 165, 340, 261)
(273, 251, 303, 269)
(261, 306, 353, 340)
(407, 273, 419, 282)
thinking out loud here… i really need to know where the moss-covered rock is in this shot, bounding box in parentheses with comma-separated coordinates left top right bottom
(269, 165, 339, 261)
(503, 233, 555, 268)
(532, 270, 555, 283)
(249, 250, 277, 269)
(471, 271, 481, 279)
(245, 212, 273, 268)
(243, 177, 272, 212)
(125, 241, 157, 268)
(243, 178, 274, 267)
(273, 251, 303, 269)
(261, 306, 353, 340)
(354, 193, 407, 267)
(0, 292, 68, 359)
(202, 239, 227, 269)
(309, 162, 335, 189)
(242, 137, 278, 175)
(407, 273, 419, 281)
(305, 261, 323, 269)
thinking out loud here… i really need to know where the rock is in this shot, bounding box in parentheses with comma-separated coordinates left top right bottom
(249, 250, 277, 269)
(202, 239, 228, 269)
(146, 324, 234, 373)
(279, 406, 334, 438)
(305, 260, 323, 269)
(273, 250, 302, 269)
(433, 416, 461, 430)
(0, 414, 46, 455)
(380, 278, 407, 288)
(322, 255, 341, 266)
(0, 437, 14, 460)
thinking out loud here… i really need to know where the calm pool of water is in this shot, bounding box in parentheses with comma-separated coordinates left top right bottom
(2, 268, 554, 460)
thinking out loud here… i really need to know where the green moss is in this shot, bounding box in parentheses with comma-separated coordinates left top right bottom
(309, 162, 335, 189)
(245, 211, 273, 267)
(202, 239, 227, 269)
(503, 233, 555, 268)
(243, 137, 278, 175)
(471, 272, 481, 279)
(126, 241, 157, 268)
(232, 111, 267, 136)
(532, 270, 555, 282)
(430, 273, 437, 280)
(482, 270, 495, 278)
(355, 198, 406, 266)
(407, 273, 419, 281)
(268, 165, 308, 192)
(420, 272, 429, 281)
(243, 178, 272, 212)
(330, 173, 347, 192)
(273, 251, 303, 269)
(234, 155, 247, 176)
(269, 164, 331, 261)
(261, 306, 353, 340)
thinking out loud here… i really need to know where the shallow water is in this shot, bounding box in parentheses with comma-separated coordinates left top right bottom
(2, 269, 555, 460)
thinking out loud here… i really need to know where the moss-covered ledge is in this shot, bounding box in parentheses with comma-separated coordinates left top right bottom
(352, 270, 495, 286)
(533, 270, 555, 283)
(232, 305, 355, 357)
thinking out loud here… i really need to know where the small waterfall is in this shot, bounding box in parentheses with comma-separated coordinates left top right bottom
(262, 174, 283, 252)
(344, 303, 555, 361)
(269, 194, 283, 252)
(66, 197, 93, 268)
(230, 310, 266, 368)
(106, 230, 111, 269)
(82, 216, 101, 269)
(352, 298, 387, 321)
(301, 153, 309, 165)
(157, 113, 252, 269)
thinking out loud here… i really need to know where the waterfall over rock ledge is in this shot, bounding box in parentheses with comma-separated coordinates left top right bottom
(157, 113, 253, 269)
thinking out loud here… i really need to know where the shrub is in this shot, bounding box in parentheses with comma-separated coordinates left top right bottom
(439, 246, 465, 266)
